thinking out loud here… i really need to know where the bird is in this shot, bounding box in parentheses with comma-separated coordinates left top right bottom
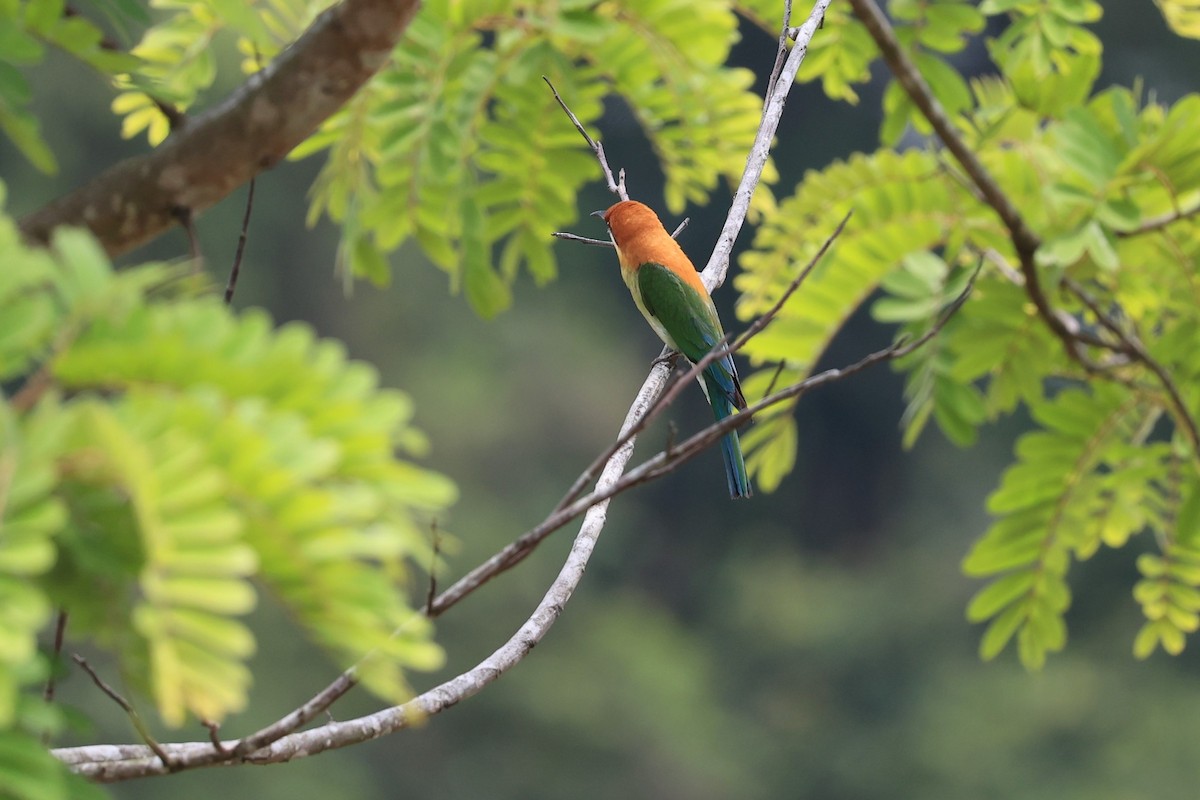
(596, 200, 752, 499)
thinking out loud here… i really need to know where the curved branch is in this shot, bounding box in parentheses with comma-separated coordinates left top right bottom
(19, 0, 420, 257)
(54, 369, 661, 782)
(51, 0, 837, 781)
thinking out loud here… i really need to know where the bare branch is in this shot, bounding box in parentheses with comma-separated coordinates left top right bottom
(845, 0, 1082, 356)
(224, 179, 256, 304)
(550, 232, 614, 248)
(200, 721, 229, 756)
(42, 610, 68, 705)
(19, 0, 421, 257)
(701, 0, 834, 290)
(425, 521, 441, 617)
(73, 656, 173, 770)
(544, 76, 628, 201)
(51, 1, 840, 781)
(1117, 200, 1200, 238)
(431, 212, 849, 616)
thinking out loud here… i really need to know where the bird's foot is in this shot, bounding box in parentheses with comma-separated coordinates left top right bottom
(651, 351, 681, 370)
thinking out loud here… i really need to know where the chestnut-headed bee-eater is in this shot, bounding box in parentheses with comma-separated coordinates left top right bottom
(597, 200, 752, 499)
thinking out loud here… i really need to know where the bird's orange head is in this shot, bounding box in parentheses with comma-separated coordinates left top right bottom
(600, 200, 668, 247)
(598, 200, 700, 284)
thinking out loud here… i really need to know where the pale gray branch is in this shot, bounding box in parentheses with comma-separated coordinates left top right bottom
(50, 0, 835, 782)
(701, 0, 834, 291)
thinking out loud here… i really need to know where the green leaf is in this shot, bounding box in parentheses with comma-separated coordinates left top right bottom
(966, 570, 1036, 622)
(979, 603, 1026, 661)
(0, 85, 57, 173)
(461, 197, 511, 318)
(1156, 0, 1200, 39)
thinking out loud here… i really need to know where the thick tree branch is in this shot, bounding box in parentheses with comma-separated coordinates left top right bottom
(19, 0, 420, 257)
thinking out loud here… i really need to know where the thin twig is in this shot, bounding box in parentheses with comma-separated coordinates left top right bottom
(763, 361, 788, 399)
(225, 673, 358, 760)
(763, 0, 794, 103)
(1117, 201, 1200, 238)
(225, 179, 255, 304)
(553, 217, 687, 246)
(200, 721, 229, 756)
(701, 0, 834, 290)
(172, 206, 203, 272)
(543, 76, 627, 201)
(425, 521, 441, 616)
(42, 610, 69, 703)
(550, 232, 613, 248)
(73, 655, 174, 770)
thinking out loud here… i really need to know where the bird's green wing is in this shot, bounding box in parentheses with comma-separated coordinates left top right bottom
(636, 262, 724, 363)
(638, 262, 752, 497)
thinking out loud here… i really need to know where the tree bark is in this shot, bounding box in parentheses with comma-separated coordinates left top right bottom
(19, 0, 421, 257)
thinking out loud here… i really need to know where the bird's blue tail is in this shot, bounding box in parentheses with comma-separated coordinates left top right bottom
(704, 373, 752, 499)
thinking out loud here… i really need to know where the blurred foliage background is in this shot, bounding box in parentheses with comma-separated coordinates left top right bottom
(5, 3, 1200, 799)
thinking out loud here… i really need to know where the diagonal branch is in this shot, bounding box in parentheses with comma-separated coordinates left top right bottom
(847, 0, 1200, 455)
(72, 656, 173, 769)
(544, 75, 628, 201)
(702, 0, 833, 290)
(19, 0, 420, 257)
(844, 0, 1073, 350)
(51, 222, 951, 783)
(428, 212, 850, 617)
(51, 0, 838, 782)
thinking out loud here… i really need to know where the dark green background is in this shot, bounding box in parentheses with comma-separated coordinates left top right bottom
(6, 5, 1200, 798)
